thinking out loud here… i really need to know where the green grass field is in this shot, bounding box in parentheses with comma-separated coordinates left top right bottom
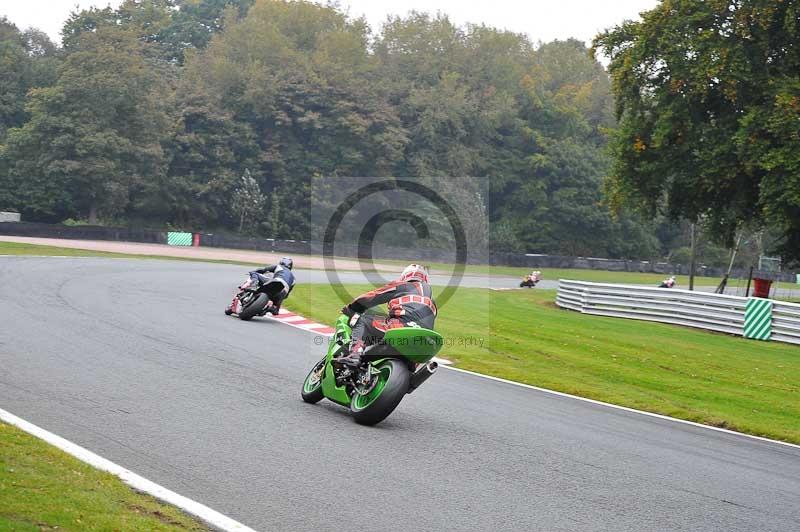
(0, 422, 206, 531)
(287, 284, 800, 444)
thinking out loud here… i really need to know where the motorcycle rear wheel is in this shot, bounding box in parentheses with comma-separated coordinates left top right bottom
(350, 359, 410, 426)
(239, 293, 269, 321)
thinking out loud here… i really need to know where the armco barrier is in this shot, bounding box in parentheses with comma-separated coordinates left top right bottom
(0, 221, 166, 244)
(772, 301, 800, 345)
(556, 280, 800, 345)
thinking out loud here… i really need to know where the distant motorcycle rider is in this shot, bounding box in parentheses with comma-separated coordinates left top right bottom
(226, 257, 295, 315)
(659, 275, 677, 289)
(338, 264, 437, 367)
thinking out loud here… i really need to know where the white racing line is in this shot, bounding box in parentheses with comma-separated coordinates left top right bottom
(0, 407, 258, 531)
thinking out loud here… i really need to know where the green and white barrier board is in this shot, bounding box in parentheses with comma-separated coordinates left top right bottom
(744, 298, 773, 341)
(167, 232, 193, 246)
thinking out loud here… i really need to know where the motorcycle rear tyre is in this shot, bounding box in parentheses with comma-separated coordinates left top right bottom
(350, 359, 410, 426)
(239, 293, 269, 321)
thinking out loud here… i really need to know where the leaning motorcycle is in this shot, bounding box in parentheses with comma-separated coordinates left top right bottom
(225, 273, 278, 321)
(520, 273, 541, 288)
(301, 314, 443, 425)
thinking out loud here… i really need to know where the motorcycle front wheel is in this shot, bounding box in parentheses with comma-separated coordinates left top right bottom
(350, 359, 410, 426)
(301, 357, 326, 404)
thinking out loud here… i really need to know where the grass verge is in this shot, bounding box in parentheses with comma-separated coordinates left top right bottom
(0, 241, 136, 258)
(0, 241, 267, 268)
(0, 421, 207, 531)
(287, 284, 800, 444)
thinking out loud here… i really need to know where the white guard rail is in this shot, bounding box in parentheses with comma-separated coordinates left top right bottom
(557, 280, 751, 337)
(771, 301, 800, 345)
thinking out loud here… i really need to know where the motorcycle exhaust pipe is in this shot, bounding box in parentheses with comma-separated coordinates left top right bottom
(408, 361, 438, 393)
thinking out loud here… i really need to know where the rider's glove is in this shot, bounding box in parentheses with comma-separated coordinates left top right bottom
(341, 305, 355, 317)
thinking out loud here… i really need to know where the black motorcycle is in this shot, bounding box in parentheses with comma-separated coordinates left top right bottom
(225, 273, 283, 321)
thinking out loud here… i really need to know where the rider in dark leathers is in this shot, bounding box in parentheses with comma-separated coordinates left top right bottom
(338, 264, 436, 367)
(226, 257, 295, 316)
(252, 257, 295, 315)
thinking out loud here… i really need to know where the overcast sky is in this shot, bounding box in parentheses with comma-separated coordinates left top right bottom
(3, 0, 659, 46)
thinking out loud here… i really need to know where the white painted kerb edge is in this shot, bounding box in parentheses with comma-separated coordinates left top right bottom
(0, 407, 257, 532)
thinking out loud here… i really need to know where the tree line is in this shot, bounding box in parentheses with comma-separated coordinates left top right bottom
(0, 0, 794, 267)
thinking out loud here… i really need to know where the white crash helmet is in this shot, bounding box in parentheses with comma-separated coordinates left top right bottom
(400, 264, 429, 283)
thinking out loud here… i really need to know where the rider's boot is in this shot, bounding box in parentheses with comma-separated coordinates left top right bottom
(337, 340, 365, 367)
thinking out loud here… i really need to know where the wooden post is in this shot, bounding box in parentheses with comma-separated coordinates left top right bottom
(745, 266, 754, 297)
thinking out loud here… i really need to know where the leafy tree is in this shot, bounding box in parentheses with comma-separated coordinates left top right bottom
(0, 27, 32, 139)
(261, 193, 284, 236)
(231, 169, 265, 232)
(481, 38, 624, 256)
(187, 0, 406, 237)
(0, 18, 58, 138)
(62, 0, 174, 51)
(63, 0, 254, 63)
(4, 26, 173, 222)
(155, 0, 256, 62)
(145, 71, 260, 228)
(594, 0, 800, 260)
(0, 18, 59, 212)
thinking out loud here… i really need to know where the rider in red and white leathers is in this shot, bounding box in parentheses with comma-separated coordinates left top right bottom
(338, 264, 437, 367)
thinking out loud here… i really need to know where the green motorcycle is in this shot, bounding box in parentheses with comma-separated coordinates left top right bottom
(301, 313, 443, 425)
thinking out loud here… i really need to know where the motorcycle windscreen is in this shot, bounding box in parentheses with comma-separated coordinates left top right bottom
(382, 327, 444, 363)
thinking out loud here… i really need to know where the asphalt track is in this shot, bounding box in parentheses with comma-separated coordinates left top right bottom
(1, 257, 799, 532)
